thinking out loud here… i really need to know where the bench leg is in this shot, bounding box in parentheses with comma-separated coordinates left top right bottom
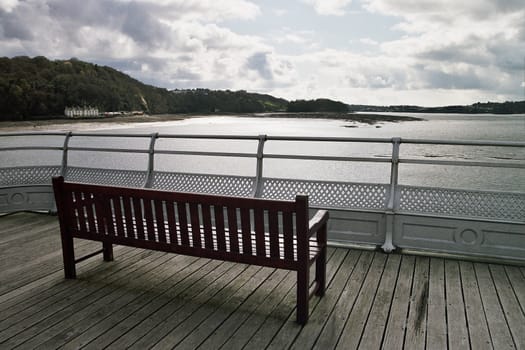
(315, 223, 327, 297)
(315, 246, 326, 297)
(297, 267, 309, 325)
(61, 234, 76, 279)
(103, 242, 114, 261)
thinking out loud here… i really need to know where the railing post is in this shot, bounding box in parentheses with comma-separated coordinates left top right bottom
(144, 133, 159, 188)
(60, 132, 73, 178)
(252, 134, 267, 197)
(382, 137, 401, 253)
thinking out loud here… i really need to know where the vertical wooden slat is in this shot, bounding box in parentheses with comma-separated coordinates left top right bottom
(240, 208, 252, 255)
(283, 211, 294, 261)
(202, 204, 214, 250)
(166, 201, 178, 245)
(143, 199, 156, 241)
(214, 205, 226, 251)
(254, 208, 266, 257)
(104, 196, 115, 236)
(112, 196, 125, 237)
(132, 197, 145, 240)
(122, 196, 134, 239)
(177, 202, 189, 246)
(155, 200, 167, 243)
(227, 207, 239, 253)
(84, 193, 97, 234)
(268, 210, 280, 259)
(72, 191, 85, 232)
(94, 194, 109, 235)
(189, 203, 202, 248)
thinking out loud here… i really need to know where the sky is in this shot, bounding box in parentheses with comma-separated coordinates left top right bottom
(1, 0, 524, 106)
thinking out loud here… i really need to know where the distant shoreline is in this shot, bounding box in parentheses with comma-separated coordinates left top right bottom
(0, 112, 423, 132)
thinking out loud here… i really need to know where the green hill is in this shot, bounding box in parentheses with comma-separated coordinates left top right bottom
(0, 56, 288, 120)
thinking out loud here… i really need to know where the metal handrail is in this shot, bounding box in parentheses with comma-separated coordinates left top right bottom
(2, 132, 524, 174)
(1, 131, 524, 258)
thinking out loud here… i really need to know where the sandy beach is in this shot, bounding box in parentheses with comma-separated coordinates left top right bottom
(0, 113, 423, 133)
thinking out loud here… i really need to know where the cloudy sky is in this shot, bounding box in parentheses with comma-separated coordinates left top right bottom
(1, 0, 524, 106)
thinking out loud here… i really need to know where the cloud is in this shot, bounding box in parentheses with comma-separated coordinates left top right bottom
(0, 0, 19, 12)
(246, 52, 274, 80)
(302, 0, 352, 16)
(1, 0, 522, 105)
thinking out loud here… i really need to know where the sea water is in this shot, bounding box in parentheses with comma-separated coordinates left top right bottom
(2, 113, 524, 192)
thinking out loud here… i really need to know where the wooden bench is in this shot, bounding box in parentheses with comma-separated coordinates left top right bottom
(52, 176, 329, 324)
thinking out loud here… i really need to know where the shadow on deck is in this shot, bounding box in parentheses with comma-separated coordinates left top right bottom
(1, 212, 524, 349)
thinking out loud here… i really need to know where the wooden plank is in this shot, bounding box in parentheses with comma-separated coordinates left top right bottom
(154, 200, 167, 243)
(165, 201, 178, 245)
(122, 196, 135, 239)
(0, 246, 143, 319)
(0, 219, 59, 246)
(254, 208, 265, 257)
(241, 248, 345, 350)
(0, 213, 54, 234)
(189, 203, 201, 248)
(444, 260, 470, 350)
(358, 254, 402, 349)
(0, 251, 172, 348)
(61, 257, 216, 350)
(155, 265, 270, 350)
(283, 211, 294, 261)
(143, 199, 156, 241)
(195, 268, 292, 349)
(214, 205, 226, 251)
(0, 239, 94, 292)
(475, 263, 515, 349)
(268, 210, 280, 259)
(126, 262, 247, 350)
(460, 261, 492, 350)
(426, 258, 447, 349)
(201, 204, 213, 250)
(290, 250, 363, 350)
(94, 259, 225, 350)
(112, 196, 125, 237)
(505, 265, 525, 313)
(403, 256, 429, 350)
(262, 250, 358, 350)
(0, 240, 100, 297)
(25, 253, 189, 350)
(489, 264, 525, 349)
(382, 255, 416, 350)
(333, 252, 388, 350)
(84, 193, 98, 234)
(177, 202, 189, 246)
(226, 207, 239, 253)
(240, 208, 252, 255)
(132, 198, 145, 240)
(0, 243, 134, 311)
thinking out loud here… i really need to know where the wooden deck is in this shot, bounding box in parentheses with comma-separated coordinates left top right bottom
(1, 212, 524, 349)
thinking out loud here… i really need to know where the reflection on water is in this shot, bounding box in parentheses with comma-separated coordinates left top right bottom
(1, 113, 524, 192)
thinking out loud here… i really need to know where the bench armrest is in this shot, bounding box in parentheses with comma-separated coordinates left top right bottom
(308, 210, 329, 238)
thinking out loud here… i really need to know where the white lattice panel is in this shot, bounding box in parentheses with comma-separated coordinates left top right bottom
(262, 178, 388, 210)
(398, 186, 525, 222)
(152, 172, 255, 197)
(65, 167, 147, 187)
(0, 166, 61, 186)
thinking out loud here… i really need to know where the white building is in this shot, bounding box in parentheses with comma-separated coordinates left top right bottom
(64, 106, 99, 118)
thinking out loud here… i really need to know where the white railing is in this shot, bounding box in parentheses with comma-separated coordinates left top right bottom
(1, 131, 524, 263)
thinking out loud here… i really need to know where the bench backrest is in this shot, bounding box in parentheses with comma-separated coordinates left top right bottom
(52, 176, 310, 267)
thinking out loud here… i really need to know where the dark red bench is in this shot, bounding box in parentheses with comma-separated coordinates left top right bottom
(52, 176, 329, 324)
